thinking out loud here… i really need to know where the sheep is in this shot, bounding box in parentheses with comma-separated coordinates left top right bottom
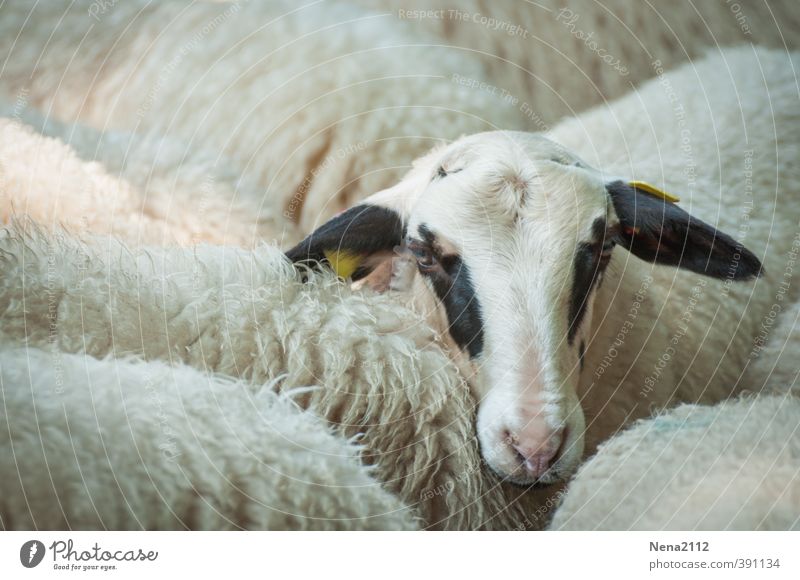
(287, 46, 800, 486)
(0, 342, 417, 530)
(3, 45, 797, 528)
(552, 287, 800, 530)
(0, 0, 526, 236)
(4, 2, 797, 242)
(0, 223, 548, 530)
(549, 394, 800, 530)
(0, 108, 293, 247)
(356, 0, 800, 131)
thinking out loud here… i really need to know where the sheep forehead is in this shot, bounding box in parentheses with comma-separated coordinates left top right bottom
(408, 134, 609, 255)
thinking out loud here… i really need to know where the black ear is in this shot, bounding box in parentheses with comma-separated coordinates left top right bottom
(606, 181, 762, 280)
(286, 204, 405, 280)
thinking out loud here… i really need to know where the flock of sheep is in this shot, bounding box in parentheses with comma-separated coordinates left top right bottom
(1, 0, 799, 530)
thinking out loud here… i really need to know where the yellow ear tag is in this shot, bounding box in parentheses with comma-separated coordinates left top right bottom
(629, 181, 681, 203)
(323, 249, 362, 279)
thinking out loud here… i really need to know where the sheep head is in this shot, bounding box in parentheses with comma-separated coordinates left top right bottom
(287, 131, 762, 486)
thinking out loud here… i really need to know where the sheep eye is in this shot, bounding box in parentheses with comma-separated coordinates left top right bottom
(416, 248, 437, 270)
(409, 243, 437, 271)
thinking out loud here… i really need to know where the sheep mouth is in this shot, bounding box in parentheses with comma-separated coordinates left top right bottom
(485, 462, 567, 488)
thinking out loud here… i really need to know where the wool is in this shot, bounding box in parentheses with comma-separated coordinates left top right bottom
(0, 0, 526, 236)
(0, 111, 292, 248)
(0, 344, 416, 530)
(546, 280, 800, 531)
(1, 44, 798, 529)
(744, 295, 800, 396)
(0, 223, 545, 530)
(550, 395, 800, 530)
(356, 0, 800, 131)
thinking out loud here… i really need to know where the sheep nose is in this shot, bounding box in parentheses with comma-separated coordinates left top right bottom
(512, 428, 564, 479)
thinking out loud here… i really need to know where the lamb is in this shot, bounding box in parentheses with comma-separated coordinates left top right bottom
(0, 343, 416, 530)
(287, 46, 800, 485)
(0, 0, 525, 236)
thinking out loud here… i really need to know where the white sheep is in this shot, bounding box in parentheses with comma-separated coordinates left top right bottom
(354, 0, 800, 130)
(550, 394, 800, 530)
(288, 46, 800, 486)
(3, 46, 797, 529)
(0, 223, 544, 530)
(0, 343, 416, 530)
(0, 108, 290, 247)
(552, 285, 800, 530)
(0, 0, 525, 236)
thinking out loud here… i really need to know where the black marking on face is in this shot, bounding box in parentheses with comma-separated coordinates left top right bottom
(286, 204, 406, 281)
(413, 224, 484, 358)
(578, 340, 586, 372)
(567, 217, 610, 345)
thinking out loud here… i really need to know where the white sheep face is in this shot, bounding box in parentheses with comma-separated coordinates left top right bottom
(392, 132, 609, 484)
(288, 130, 762, 486)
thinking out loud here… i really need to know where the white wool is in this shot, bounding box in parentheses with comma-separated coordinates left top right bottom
(1, 45, 798, 529)
(0, 0, 525, 235)
(553, 252, 800, 531)
(0, 224, 546, 530)
(745, 298, 800, 396)
(550, 395, 800, 530)
(353, 0, 800, 130)
(0, 112, 294, 247)
(550, 46, 800, 454)
(0, 344, 416, 530)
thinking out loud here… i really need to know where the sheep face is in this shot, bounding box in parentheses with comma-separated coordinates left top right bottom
(288, 130, 762, 486)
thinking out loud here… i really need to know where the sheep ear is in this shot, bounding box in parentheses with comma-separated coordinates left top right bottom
(606, 180, 763, 280)
(286, 203, 407, 281)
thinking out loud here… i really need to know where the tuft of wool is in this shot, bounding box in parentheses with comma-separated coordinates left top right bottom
(0, 344, 417, 530)
(551, 395, 800, 530)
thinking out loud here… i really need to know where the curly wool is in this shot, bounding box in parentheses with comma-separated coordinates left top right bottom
(0, 224, 547, 530)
